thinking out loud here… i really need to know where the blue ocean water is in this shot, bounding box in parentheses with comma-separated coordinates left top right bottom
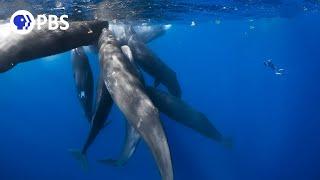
(1, 1, 320, 180)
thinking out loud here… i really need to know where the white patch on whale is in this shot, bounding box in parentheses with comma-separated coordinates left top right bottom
(80, 91, 86, 98)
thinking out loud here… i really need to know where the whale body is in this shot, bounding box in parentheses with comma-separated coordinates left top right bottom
(0, 20, 108, 72)
(98, 29, 173, 180)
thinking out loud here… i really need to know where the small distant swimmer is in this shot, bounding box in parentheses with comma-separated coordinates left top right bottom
(264, 59, 285, 76)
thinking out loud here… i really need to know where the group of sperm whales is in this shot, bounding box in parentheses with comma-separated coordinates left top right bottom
(0, 20, 231, 180)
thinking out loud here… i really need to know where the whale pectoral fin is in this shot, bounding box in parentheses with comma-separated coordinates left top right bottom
(153, 79, 161, 88)
(68, 149, 89, 170)
(121, 45, 134, 63)
(112, 121, 141, 166)
(98, 122, 141, 167)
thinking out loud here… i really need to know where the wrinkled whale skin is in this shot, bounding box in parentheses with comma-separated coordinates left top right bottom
(0, 20, 108, 72)
(98, 29, 173, 180)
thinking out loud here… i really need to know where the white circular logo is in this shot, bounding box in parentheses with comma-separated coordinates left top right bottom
(10, 10, 35, 35)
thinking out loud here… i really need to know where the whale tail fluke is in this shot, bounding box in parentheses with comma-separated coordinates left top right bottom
(69, 149, 89, 170)
(222, 137, 233, 149)
(97, 158, 123, 167)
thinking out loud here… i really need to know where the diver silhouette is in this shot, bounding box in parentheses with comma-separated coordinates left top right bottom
(264, 59, 285, 75)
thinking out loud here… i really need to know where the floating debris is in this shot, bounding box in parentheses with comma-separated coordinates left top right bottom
(215, 19, 221, 25)
(191, 21, 196, 27)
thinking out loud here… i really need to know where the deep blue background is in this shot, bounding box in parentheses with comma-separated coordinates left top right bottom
(1, 14, 320, 180)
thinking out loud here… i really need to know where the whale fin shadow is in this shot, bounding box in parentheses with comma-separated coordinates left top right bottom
(221, 137, 233, 149)
(103, 120, 112, 129)
(68, 149, 89, 170)
(97, 159, 123, 167)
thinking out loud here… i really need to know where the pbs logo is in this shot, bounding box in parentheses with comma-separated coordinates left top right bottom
(10, 10, 35, 35)
(10, 10, 69, 35)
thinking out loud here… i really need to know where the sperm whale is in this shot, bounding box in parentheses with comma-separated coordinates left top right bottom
(126, 26, 182, 97)
(98, 29, 173, 180)
(71, 47, 94, 122)
(0, 20, 108, 73)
